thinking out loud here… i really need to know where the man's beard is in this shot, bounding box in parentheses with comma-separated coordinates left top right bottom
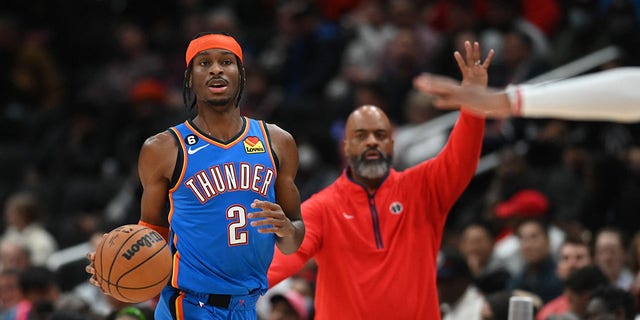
(206, 97, 233, 106)
(348, 150, 392, 179)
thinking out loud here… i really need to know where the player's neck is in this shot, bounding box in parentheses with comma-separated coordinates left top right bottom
(193, 109, 244, 141)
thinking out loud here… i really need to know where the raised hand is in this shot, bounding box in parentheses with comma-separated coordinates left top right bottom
(456, 41, 494, 88)
(412, 41, 510, 118)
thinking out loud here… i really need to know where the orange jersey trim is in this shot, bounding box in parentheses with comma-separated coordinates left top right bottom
(174, 292, 185, 319)
(167, 127, 188, 223)
(258, 121, 278, 174)
(171, 236, 181, 288)
(184, 117, 250, 149)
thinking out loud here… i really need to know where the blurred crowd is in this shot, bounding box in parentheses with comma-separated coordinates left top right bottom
(2, 0, 640, 319)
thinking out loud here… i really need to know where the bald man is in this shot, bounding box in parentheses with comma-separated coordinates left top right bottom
(268, 42, 491, 319)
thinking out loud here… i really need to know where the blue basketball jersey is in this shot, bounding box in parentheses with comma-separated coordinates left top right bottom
(167, 117, 277, 295)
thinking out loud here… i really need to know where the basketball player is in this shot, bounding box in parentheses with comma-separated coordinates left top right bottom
(87, 32, 305, 319)
(413, 67, 640, 122)
(267, 41, 493, 319)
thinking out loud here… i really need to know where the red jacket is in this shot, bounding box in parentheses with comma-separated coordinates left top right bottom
(268, 111, 485, 319)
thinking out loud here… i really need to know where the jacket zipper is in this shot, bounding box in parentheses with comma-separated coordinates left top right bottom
(368, 194, 384, 249)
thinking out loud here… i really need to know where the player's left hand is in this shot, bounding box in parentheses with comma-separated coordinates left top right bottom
(456, 41, 494, 88)
(248, 199, 295, 238)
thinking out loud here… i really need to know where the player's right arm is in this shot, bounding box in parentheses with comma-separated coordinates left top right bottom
(86, 131, 177, 288)
(137, 131, 178, 235)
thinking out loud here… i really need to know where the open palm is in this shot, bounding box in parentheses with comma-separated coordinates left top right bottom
(456, 41, 494, 88)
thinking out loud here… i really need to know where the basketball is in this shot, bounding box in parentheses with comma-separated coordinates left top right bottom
(94, 224, 172, 303)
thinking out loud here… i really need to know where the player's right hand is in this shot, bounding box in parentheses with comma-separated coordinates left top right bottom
(86, 251, 100, 287)
(85, 233, 111, 295)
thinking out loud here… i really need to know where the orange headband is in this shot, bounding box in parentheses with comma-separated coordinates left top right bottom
(185, 34, 243, 67)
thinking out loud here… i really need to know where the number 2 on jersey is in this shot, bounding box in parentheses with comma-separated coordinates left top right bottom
(227, 205, 248, 245)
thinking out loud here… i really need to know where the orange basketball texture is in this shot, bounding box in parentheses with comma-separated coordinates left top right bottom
(94, 224, 172, 303)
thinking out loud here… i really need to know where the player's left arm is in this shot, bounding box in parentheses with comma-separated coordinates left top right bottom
(248, 123, 305, 254)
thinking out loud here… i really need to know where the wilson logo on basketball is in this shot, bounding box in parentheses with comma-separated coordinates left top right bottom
(121, 231, 164, 260)
(243, 136, 265, 154)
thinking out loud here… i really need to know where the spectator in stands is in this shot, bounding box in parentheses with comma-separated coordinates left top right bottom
(1, 191, 57, 267)
(545, 265, 609, 320)
(257, 275, 314, 320)
(457, 221, 511, 295)
(629, 230, 640, 308)
(508, 218, 564, 303)
(16, 265, 61, 320)
(585, 285, 638, 320)
(491, 188, 565, 277)
(269, 289, 310, 320)
(437, 249, 486, 320)
(537, 237, 593, 320)
(0, 269, 25, 320)
(0, 238, 31, 272)
(594, 227, 634, 290)
(328, 0, 396, 102)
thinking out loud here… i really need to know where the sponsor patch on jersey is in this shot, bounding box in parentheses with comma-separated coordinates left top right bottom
(243, 136, 266, 154)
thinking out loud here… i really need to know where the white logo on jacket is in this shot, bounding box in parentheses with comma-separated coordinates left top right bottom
(342, 212, 355, 220)
(389, 202, 403, 215)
